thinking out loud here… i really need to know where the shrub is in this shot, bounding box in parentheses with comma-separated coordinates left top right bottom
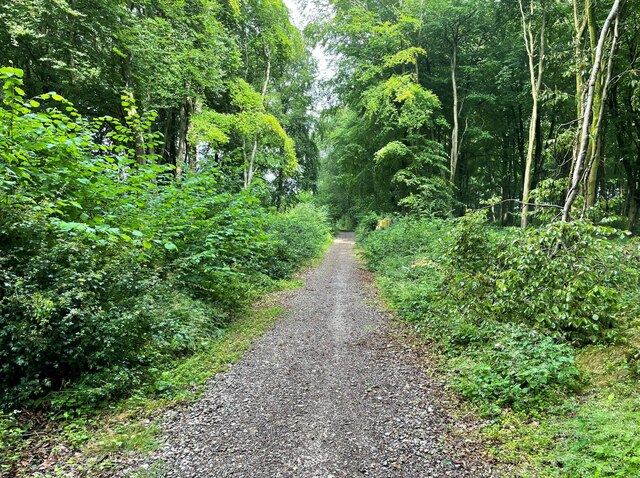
(450, 322, 580, 416)
(494, 221, 626, 344)
(265, 203, 332, 279)
(359, 216, 446, 271)
(0, 211, 150, 408)
(355, 211, 380, 239)
(443, 210, 495, 273)
(0, 198, 331, 410)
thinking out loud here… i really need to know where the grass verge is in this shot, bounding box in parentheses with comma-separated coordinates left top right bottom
(0, 279, 303, 478)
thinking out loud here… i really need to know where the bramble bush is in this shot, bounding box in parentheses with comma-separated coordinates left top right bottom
(0, 68, 331, 411)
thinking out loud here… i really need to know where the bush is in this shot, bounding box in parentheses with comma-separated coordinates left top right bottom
(0, 70, 332, 411)
(443, 210, 495, 273)
(0, 199, 331, 410)
(264, 203, 332, 279)
(494, 221, 626, 344)
(355, 211, 380, 238)
(358, 213, 634, 416)
(359, 216, 446, 272)
(0, 211, 149, 408)
(450, 322, 580, 416)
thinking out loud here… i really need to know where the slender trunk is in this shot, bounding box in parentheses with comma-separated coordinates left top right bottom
(519, 0, 546, 228)
(622, 150, 640, 232)
(134, 130, 146, 165)
(584, 15, 620, 209)
(521, 101, 539, 228)
(243, 139, 248, 188)
(185, 97, 197, 171)
(162, 109, 173, 163)
(176, 98, 191, 177)
(572, 1, 587, 178)
(563, 0, 622, 221)
(629, 192, 639, 231)
(450, 40, 460, 182)
(244, 47, 271, 188)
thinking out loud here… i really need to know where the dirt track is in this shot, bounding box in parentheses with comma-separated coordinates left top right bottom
(141, 233, 497, 477)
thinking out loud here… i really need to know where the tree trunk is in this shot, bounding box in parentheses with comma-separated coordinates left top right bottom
(244, 46, 271, 188)
(584, 13, 620, 209)
(176, 98, 192, 177)
(563, 0, 622, 221)
(629, 188, 639, 231)
(519, 0, 546, 228)
(450, 40, 460, 182)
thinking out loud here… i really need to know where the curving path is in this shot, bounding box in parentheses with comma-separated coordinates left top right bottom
(143, 233, 498, 477)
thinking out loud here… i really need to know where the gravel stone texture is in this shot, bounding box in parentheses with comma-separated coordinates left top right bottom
(141, 233, 499, 477)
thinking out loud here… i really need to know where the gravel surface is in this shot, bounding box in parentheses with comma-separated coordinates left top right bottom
(140, 233, 499, 477)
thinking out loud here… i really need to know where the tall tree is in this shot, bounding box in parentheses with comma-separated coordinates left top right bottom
(563, 0, 623, 221)
(519, 0, 547, 228)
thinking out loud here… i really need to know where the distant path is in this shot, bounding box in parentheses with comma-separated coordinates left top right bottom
(144, 233, 498, 477)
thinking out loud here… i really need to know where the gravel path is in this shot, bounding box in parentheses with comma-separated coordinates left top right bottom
(143, 233, 498, 477)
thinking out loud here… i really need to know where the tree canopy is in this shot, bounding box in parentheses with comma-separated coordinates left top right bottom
(315, 0, 640, 231)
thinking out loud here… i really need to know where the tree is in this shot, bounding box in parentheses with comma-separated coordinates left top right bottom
(563, 0, 623, 221)
(519, 0, 547, 228)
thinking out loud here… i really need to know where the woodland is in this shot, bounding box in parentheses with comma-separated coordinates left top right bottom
(1, 0, 640, 476)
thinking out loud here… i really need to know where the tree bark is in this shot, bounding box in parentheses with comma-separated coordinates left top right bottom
(176, 97, 193, 177)
(563, 0, 622, 221)
(519, 0, 546, 228)
(584, 14, 620, 209)
(450, 37, 460, 183)
(244, 46, 271, 188)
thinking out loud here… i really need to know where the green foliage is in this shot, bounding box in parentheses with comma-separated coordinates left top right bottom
(548, 390, 640, 477)
(359, 214, 634, 416)
(265, 203, 333, 279)
(494, 221, 627, 344)
(355, 211, 381, 238)
(360, 211, 640, 475)
(1, 0, 317, 199)
(444, 210, 494, 272)
(0, 73, 330, 412)
(315, 1, 454, 220)
(450, 323, 580, 416)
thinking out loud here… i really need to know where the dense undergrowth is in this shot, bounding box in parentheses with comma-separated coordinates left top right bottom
(358, 213, 640, 476)
(0, 67, 332, 475)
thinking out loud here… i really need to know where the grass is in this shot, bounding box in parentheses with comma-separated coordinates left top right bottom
(470, 320, 640, 478)
(483, 383, 640, 477)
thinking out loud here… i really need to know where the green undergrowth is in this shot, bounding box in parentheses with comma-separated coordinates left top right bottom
(358, 213, 640, 476)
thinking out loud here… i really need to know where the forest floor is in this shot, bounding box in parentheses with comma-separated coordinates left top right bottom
(127, 233, 500, 477)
